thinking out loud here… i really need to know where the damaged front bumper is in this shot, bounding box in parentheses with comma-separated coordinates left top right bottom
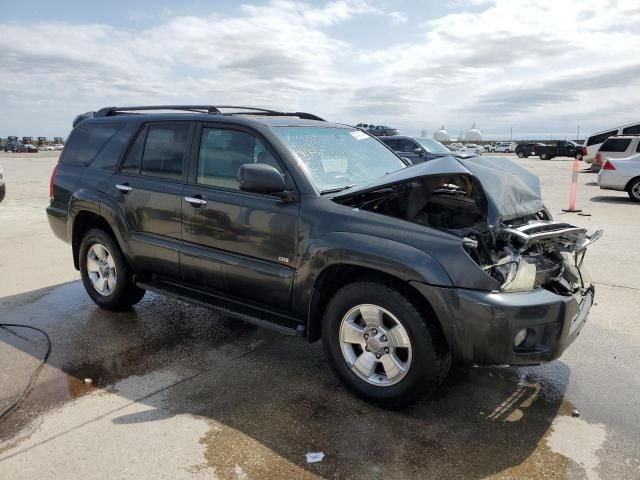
(411, 280, 594, 366)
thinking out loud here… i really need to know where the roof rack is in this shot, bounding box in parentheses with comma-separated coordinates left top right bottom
(93, 105, 325, 121)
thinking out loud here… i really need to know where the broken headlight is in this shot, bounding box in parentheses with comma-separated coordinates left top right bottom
(492, 256, 537, 292)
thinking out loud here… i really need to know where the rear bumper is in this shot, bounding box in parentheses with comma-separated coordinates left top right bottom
(412, 282, 593, 365)
(598, 170, 627, 191)
(46, 205, 69, 243)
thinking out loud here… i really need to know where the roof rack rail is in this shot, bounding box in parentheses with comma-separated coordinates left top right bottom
(93, 105, 325, 121)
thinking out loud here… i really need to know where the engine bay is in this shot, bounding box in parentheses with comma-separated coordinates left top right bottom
(335, 174, 602, 295)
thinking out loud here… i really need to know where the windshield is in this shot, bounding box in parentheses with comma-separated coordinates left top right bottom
(272, 126, 406, 192)
(414, 137, 451, 153)
(413, 137, 450, 154)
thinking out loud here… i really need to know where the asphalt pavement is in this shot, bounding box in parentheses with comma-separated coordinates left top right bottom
(0, 151, 638, 479)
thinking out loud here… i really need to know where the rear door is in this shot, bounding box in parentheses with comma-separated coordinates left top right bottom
(109, 121, 194, 278)
(180, 123, 299, 309)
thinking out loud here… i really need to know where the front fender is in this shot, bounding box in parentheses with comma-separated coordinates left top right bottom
(292, 232, 453, 317)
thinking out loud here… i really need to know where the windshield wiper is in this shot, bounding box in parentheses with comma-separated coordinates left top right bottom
(320, 185, 355, 194)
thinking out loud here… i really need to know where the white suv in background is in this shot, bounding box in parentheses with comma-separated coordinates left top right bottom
(492, 141, 516, 153)
(590, 135, 640, 172)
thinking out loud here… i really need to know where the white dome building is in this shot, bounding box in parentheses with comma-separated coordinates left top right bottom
(465, 123, 483, 142)
(433, 125, 450, 142)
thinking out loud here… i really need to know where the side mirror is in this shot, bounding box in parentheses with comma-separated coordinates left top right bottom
(413, 147, 424, 155)
(237, 163, 286, 195)
(401, 156, 413, 164)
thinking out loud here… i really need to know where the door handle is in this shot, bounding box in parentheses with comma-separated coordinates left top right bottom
(184, 196, 207, 206)
(115, 184, 133, 192)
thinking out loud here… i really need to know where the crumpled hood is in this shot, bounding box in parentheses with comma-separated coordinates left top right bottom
(334, 155, 544, 226)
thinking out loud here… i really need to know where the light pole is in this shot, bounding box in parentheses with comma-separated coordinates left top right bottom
(577, 125, 580, 142)
(510, 127, 512, 141)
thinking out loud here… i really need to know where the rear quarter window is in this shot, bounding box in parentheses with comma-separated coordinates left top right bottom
(622, 124, 640, 135)
(587, 130, 618, 147)
(60, 123, 125, 167)
(599, 138, 632, 152)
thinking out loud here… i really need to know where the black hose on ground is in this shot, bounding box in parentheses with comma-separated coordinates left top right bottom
(0, 324, 52, 421)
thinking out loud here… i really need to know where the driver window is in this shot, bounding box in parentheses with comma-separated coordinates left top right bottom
(197, 128, 282, 189)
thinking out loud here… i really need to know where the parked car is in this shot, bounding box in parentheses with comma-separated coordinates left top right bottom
(40, 145, 56, 151)
(597, 152, 640, 201)
(535, 141, 586, 160)
(515, 143, 547, 158)
(48, 105, 600, 407)
(584, 121, 640, 164)
(491, 142, 517, 153)
(23, 143, 38, 153)
(448, 142, 463, 151)
(369, 125, 399, 137)
(355, 123, 374, 131)
(461, 144, 483, 155)
(0, 166, 5, 202)
(379, 136, 477, 163)
(590, 135, 640, 172)
(53, 144, 65, 150)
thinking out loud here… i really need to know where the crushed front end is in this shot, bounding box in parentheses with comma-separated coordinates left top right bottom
(333, 155, 602, 365)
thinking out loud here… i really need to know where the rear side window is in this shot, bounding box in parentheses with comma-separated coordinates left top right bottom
(587, 130, 618, 146)
(622, 124, 640, 135)
(636, 141, 640, 153)
(141, 124, 190, 181)
(121, 127, 147, 174)
(60, 123, 124, 166)
(600, 138, 631, 152)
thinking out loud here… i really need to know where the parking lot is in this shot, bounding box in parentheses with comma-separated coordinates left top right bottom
(1, 151, 639, 479)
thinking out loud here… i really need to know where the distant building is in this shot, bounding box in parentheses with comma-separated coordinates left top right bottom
(434, 125, 450, 142)
(465, 123, 483, 141)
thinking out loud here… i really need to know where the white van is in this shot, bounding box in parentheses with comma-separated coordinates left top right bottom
(584, 121, 640, 164)
(491, 141, 516, 153)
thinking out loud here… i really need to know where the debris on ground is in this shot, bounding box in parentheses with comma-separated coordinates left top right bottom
(305, 452, 325, 464)
(572, 409, 580, 418)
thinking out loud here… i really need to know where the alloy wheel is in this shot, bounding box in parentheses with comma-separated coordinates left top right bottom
(86, 243, 117, 296)
(339, 304, 412, 386)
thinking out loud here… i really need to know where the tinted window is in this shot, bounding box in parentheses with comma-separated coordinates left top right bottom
(141, 124, 190, 181)
(622, 124, 640, 135)
(587, 130, 618, 146)
(60, 123, 124, 166)
(637, 142, 640, 153)
(121, 127, 147, 174)
(600, 138, 631, 152)
(381, 139, 399, 150)
(395, 139, 418, 152)
(197, 128, 281, 190)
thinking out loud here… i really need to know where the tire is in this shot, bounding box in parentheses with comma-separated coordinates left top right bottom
(322, 281, 450, 408)
(575, 153, 583, 161)
(0, 184, 5, 203)
(517, 152, 524, 158)
(627, 178, 640, 202)
(79, 228, 145, 310)
(506, 149, 511, 153)
(540, 153, 548, 160)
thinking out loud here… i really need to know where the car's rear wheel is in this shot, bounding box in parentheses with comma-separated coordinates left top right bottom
(517, 152, 524, 158)
(322, 281, 450, 408)
(627, 178, 640, 202)
(79, 228, 145, 310)
(540, 153, 549, 160)
(575, 153, 583, 160)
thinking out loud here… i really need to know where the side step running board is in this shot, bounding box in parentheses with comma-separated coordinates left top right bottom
(136, 278, 306, 337)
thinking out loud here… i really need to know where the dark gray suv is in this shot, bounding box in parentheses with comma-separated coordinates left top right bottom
(47, 105, 600, 407)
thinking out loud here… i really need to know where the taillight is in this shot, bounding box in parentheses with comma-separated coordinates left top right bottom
(582, 146, 588, 155)
(595, 153, 601, 164)
(49, 164, 58, 200)
(603, 161, 616, 170)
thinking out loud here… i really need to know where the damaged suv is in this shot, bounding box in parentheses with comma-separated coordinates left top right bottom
(47, 106, 601, 407)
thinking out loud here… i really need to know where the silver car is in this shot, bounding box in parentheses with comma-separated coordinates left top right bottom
(597, 152, 640, 202)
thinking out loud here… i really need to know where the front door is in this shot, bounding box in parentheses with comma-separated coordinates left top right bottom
(181, 124, 299, 309)
(109, 121, 194, 278)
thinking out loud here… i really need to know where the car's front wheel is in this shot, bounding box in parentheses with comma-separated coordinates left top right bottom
(517, 151, 524, 158)
(322, 281, 450, 408)
(540, 152, 549, 160)
(627, 178, 640, 202)
(575, 153, 583, 160)
(79, 228, 145, 310)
